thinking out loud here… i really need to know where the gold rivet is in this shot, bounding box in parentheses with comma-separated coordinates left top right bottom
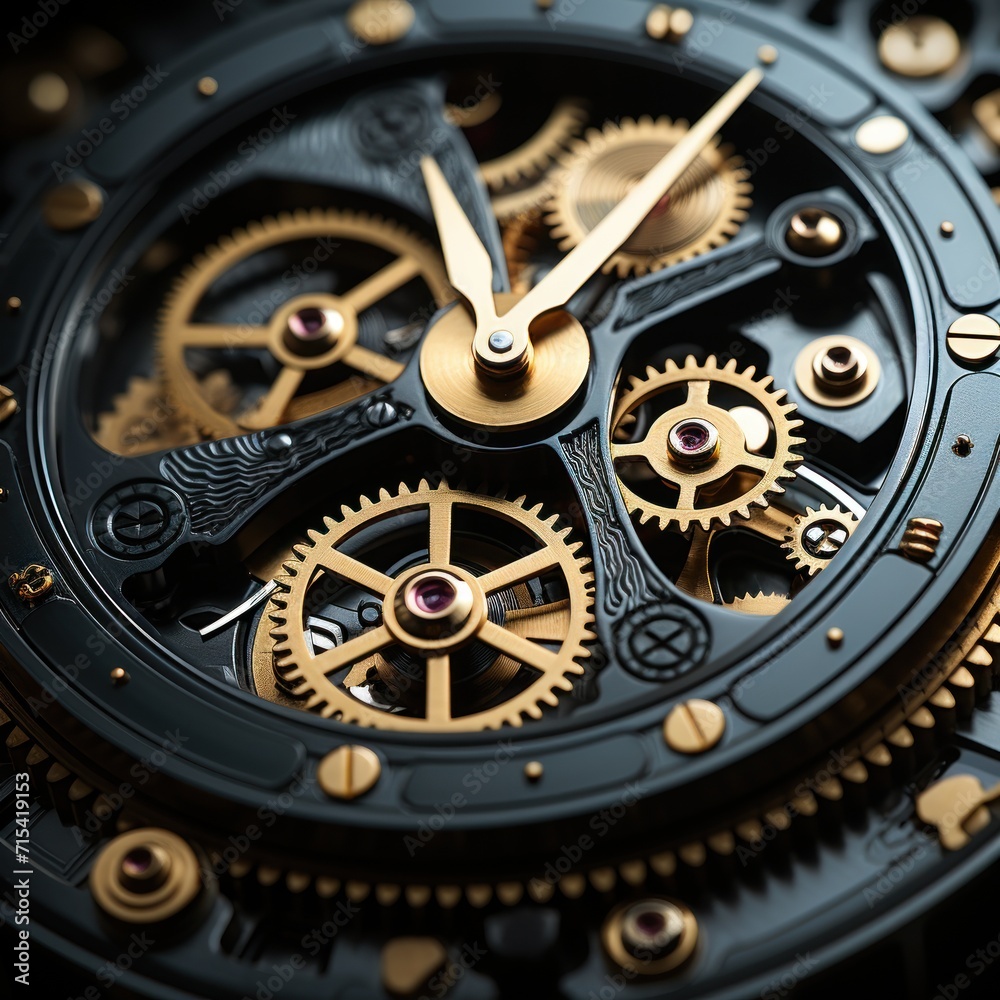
(952, 434, 974, 458)
(524, 761, 544, 783)
(0, 386, 17, 424)
(197, 76, 218, 97)
(111, 667, 130, 686)
(28, 71, 70, 114)
(940, 221, 955, 238)
(602, 898, 699, 975)
(947, 314, 1000, 363)
(826, 627, 844, 649)
(855, 115, 910, 155)
(664, 699, 725, 754)
(5, 296, 21, 316)
(91, 828, 201, 923)
(878, 17, 962, 79)
(786, 207, 845, 257)
(900, 517, 943, 563)
(974, 91, 1000, 148)
(346, 0, 415, 45)
(381, 937, 448, 998)
(758, 45, 779, 65)
(42, 179, 105, 231)
(318, 745, 381, 800)
(646, 5, 693, 42)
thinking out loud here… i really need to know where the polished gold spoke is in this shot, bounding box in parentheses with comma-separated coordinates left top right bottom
(479, 620, 561, 675)
(316, 548, 394, 597)
(676, 481, 698, 509)
(311, 625, 392, 678)
(179, 323, 271, 350)
(611, 440, 650, 461)
(242, 366, 305, 429)
(427, 496, 453, 564)
(739, 450, 773, 474)
(343, 344, 406, 383)
(342, 256, 422, 314)
(504, 600, 571, 642)
(478, 547, 560, 594)
(425, 654, 452, 723)
(685, 379, 711, 406)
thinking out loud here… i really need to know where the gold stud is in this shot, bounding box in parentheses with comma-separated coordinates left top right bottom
(878, 17, 961, 79)
(664, 700, 725, 754)
(42, 179, 105, 231)
(758, 45, 779, 66)
(826, 627, 844, 649)
(786, 208, 845, 257)
(381, 937, 448, 998)
(5, 296, 21, 316)
(940, 220, 956, 238)
(900, 518, 943, 563)
(646, 5, 693, 42)
(524, 761, 544, 783)
(91, 829, 202, 923)
(111, 667, 130, 687)
(0, 386, 18, 424)
(28, 71, 70, 114)
(318, 745, 381, 800)
(197, 76, 218, 97)
(855, 115, 910, 155)
(346, 0, 415, 45)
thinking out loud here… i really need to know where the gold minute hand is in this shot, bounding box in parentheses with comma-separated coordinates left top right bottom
(420, 156, 499, 329)
(501, 68, 764, 331)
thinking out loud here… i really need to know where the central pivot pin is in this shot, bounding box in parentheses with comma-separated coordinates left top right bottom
(284, 306, 346, 356)
(667, 418, 719, 467)
(397, 569, 475, 639)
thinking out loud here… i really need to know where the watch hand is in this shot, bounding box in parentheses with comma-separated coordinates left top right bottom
(420, 157, 500, 327)
(503, 68, 764, 331)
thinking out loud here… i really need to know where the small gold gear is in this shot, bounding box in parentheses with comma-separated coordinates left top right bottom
(611, 356, 805, 532)
(258, 480, 594, 732)
(158, 209, 453, 439)
(782, 504, 859, 577)
(545, 115, 752, 278)
(501, 210, 548, 295)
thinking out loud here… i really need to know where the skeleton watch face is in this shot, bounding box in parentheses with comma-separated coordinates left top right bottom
(2, 1, 1000, 997)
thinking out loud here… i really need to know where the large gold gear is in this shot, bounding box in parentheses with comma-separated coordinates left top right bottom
(545, 115, 752, 278)
(782, 504, 859, 577)
(257, 481, 594, 732)
(157, 209, 453, 439)
(611, 356, 805, 532)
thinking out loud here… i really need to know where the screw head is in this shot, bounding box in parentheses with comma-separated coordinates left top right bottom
(42, 179, 105, 231)
(786, 208, 845, 257)
(947, 314, 1000, 364)
(664, 699, 725, 754)
(9, 564, 55, 604)
(365, 399, 398, 428)
(620, 899, 686, 959)
(318, 745, 382, 800)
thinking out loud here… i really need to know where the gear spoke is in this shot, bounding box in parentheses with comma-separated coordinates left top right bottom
(316, 548, 394, 597)
(611, 440, 651, 461)
(342, 256, 422, 314)
(242, 366, 304, 429)
(343, 345, 406, 383)
(478, 620, 562, 676)
(504, 600, 571, 641)
(178, 323, 272, 350)
(427, 495, 453, 564)
(424, 654, 452, 723)
(310, 625, 392, 678)
(686, 380, 711, 406)
(478, 547, 560, 594)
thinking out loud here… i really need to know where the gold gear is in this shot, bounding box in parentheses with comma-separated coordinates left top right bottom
(545, 115, 752, 278)
(95, 376, 198, 457)
(782, 504, 859, 577)
(611, 356, 805, 532)
(257, 480, 594, 732)
(724, 592, 792, 616)
(501, 210, 547, 295)
(157, 209, 453, 439)
(481, 97, 589, 193)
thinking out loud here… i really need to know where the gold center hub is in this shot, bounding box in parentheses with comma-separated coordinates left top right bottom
(268, 293, 359, 371)
(420, 292, 590, 430)
(383, 564, 486, 652)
